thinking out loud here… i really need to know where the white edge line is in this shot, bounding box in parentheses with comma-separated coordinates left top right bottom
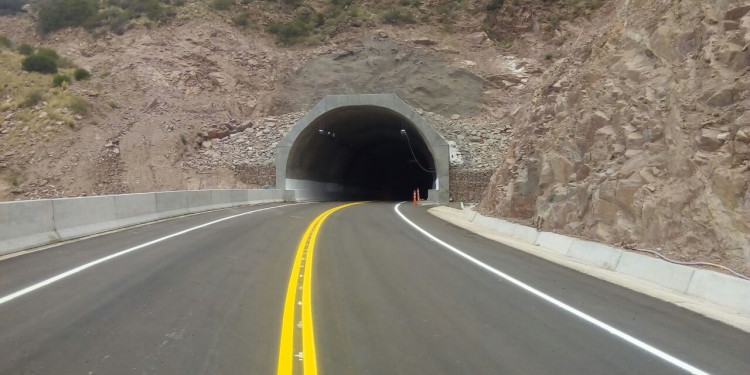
(394, 202, 710, 375)
(0, 203, 302, 306)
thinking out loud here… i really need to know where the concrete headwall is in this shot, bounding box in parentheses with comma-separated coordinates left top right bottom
(276, 94, 451, 203)
(0, 189, 283, 257)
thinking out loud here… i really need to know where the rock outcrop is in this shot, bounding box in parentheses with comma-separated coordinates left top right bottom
(478, 0, 750, 272)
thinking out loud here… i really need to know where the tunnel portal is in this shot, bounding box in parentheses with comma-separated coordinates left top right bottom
(276, 94, 449, 202)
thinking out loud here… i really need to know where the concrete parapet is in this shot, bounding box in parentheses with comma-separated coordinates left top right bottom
(534, 232, 574, 254)
(266, 189, 283, 202)
(210, 190, 234, 209)
(187, 190, 213, 213)
(462, 207, 477, 222)
(687, 270, 750, 312)
(53, 196, 119, 240)
(0, 189, 282, 256)
(567, 240, 623, 270)
(510, 225, 540, 244)
(229, 189, 249, 206)
(115, 193, 158, 228)
(615, 252, 695, 293)
(490, 219, 518, 237)
(155, 191, 189, 219)
(248, 189, 263, 203)
(454, 207, 750, 315)
(0, 199, 58, 256)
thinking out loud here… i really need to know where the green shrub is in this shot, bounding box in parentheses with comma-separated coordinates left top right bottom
(21, 90, 43, 107)
(486, 0, 504, 11)
(21, 54, 58, 74)
(17, 43, 33, 55)
(268, 12, 323, 45)
(0, 0, 24, 14)
(0, 35, 10, 49)
(68, 96, 90, 115)
(211, 0, 232, 10)
(399, 0, 421, 6)
(381, 7, 415, 25)
(53, 74, 71, 87)
(36, 47, 60, 62)
(74, 68, 91, 80)
(232, 11, 251, 28)
(269, 20, 310, 45)
(37, 0, 99, 34)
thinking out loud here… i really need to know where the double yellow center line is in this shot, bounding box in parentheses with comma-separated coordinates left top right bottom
(277, 202, 363, 375)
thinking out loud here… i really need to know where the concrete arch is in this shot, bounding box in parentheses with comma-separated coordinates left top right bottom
(276, 94, 449, 202)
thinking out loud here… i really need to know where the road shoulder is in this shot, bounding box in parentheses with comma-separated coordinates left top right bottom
(429, 205, 750, 333)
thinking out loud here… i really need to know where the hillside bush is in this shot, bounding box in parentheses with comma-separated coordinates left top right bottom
(268, 11, 323, 45)
(17, 43, 33, 55)
(232, 11, 251, 28)
(21, 54, 58, 74)
(74, 68, 91, 80)
(68, 96, 90, 115)
(36, 47, 60, 62)
(211, 0, 232, 10)
(381, 7, 415, 25)
(0, 34, 10, 49)
(37, 0, 99, 33)
(21, 90, 43, 107)
(486, 0, 504, 11)
(53, 74, 71, 87)
(0, 0, 23, 14)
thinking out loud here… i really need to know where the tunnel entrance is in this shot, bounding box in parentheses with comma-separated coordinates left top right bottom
(276, 94, 449, 202)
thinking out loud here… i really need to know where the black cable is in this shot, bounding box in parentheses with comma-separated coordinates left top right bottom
(402, 130, 436, 173)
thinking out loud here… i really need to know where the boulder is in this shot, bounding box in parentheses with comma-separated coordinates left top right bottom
(736, 127, 750, 143)
(627, 132, 645, 148)
(703, 87, 736, 107)
(410, 38, 438, 46)
(546, 153, 574, 184)
(719, 20, 740, 32)
(590, 111, 610, 129)
(466, 32, 489, 45)
(724, 5, 750, 21)
(696, 128, 726, 151)
(712, 168, 748, 210)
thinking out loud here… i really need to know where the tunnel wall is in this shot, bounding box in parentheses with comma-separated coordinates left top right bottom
(276, 94, 450, 202)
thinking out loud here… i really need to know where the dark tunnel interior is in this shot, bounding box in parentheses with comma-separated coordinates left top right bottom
(285, 106, 436, 201)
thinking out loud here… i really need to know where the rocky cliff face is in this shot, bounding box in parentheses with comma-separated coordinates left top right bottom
(478, 0, 750, 271)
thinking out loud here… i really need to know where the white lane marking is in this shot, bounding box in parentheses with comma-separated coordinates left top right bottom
(0, 203, 301, 306)
(394, 202, 710, 375)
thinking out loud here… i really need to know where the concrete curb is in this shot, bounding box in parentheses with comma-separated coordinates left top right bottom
(452, 206, 750, 315)
(0, 189, 284, 257)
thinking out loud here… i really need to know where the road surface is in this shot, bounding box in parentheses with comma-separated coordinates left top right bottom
(0, 202, 748, 374)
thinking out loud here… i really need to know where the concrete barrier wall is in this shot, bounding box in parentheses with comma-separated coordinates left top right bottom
(155, 191, 189, 219)
(53, 195, 120, 240)
(115, 193, 158, 228)
(462, 207, 750, 314)
(0, 189, 283, 257)
(187, 190, 214, 213)
(0, 199, 58, 255)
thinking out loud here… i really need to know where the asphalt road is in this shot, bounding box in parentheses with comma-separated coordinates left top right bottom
(0, 202, 748, 374)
